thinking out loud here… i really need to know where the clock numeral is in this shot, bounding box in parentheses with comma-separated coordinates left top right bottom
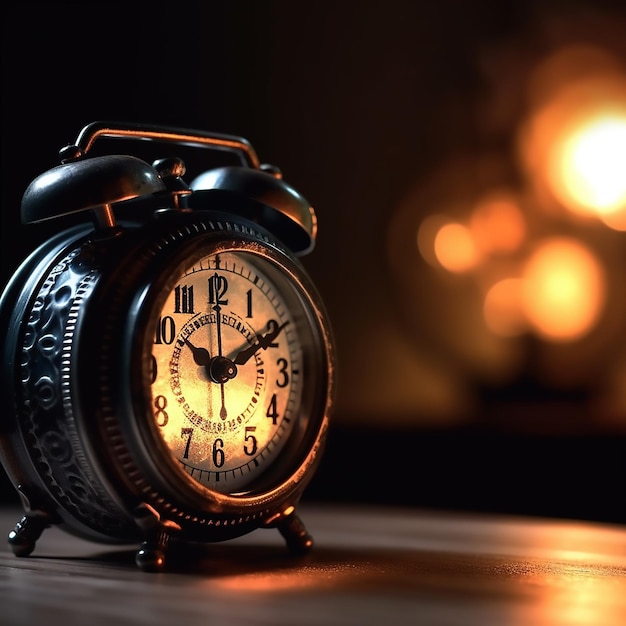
(154, 315, 176, 345)
(266, 393, 279, 425)
(244, 426, 257, 456)
(154, 395, 169, 427)
(177, 430, 263, 468)
(180, 430, 228, 468)
(181, 427, 193, 458)
(213, 438, 225, 468)
(174, 284, 194, 314)
(208, 273, 228, 306)
(246, 289, 253, 318)
(276, 357, 289, 388)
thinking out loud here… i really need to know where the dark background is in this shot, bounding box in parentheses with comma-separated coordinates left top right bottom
(2, 1, 625, 524)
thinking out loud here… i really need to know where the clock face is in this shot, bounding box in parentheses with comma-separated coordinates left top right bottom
(147, 246, 320, 496)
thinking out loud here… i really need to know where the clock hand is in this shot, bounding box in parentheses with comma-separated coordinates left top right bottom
(234, 319, 289, 365)
(219, 385, 227, 421)
(184, 336, 236, 383)
(184, 337, 211, 366)
(213, 297, 228, 418)
(213, 299, 225, 358)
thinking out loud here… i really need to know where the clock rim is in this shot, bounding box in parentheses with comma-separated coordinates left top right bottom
(86, 214, 335, 528)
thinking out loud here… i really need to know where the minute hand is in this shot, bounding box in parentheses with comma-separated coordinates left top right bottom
(234, 320, 289, 365)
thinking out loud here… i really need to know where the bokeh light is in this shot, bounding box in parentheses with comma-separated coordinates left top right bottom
(483, 278, 526, 337)
(558, 114, 626, 215)
(520, 45, 626, 227)
(521, 238, 605, 342)
(469, 193, 527, 255)
(417, 213, 454, 268)
(404, 38, 626, 431)
(433, 221, 480, 272)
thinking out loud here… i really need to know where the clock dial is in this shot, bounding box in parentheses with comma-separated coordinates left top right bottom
(149, 249, 307, 494)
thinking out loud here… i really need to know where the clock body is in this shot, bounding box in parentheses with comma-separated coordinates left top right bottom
(0, 123, 335, 570)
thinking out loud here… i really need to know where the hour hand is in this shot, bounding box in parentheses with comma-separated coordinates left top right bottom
(234, 319, 288, 365)
(184, 337, 211, 366)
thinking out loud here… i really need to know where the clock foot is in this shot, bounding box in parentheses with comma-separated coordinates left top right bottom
(133, 502, 181, 572)
(8, 513, 51, 557)
(276, 510, 314, 555)
(136, 532, 169, 572)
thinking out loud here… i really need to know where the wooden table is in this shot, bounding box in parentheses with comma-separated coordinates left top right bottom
(0, 504, 624, 625)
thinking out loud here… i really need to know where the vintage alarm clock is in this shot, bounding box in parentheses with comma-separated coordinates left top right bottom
(0, 122, 335, 571)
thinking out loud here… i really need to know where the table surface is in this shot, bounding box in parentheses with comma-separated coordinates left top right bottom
(0, 503, 624, 626)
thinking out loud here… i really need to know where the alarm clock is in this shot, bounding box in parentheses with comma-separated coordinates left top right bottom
(0, 122, 335, 571)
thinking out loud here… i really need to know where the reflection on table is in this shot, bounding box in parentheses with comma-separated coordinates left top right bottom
(0, 504, 624, 626)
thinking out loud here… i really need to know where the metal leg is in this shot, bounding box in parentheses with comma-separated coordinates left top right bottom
(133, 502, 181, 572)
(277, 510, 314, 555)
(8, 512, 51, 557)
(135, 530, 171, 572)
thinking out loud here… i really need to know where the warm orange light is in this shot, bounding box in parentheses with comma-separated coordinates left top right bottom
(417, 213, 452, 268)
(469, 193, 526, 255)
(483, 278, 525, 337)
(519, 45, 626, 225)
(521, 238, 605, 341)
(433, 222, 479, 272)
(554, 112, 626, 215)
(600, 206, 626, 231)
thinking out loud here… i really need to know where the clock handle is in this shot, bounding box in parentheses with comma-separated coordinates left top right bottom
(63, 121, 261, 170)
(21, 121, 316, 255)
(65, 122, 317, 256)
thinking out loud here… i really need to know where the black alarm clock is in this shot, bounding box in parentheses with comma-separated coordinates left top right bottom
(0, 122, 335, 571)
